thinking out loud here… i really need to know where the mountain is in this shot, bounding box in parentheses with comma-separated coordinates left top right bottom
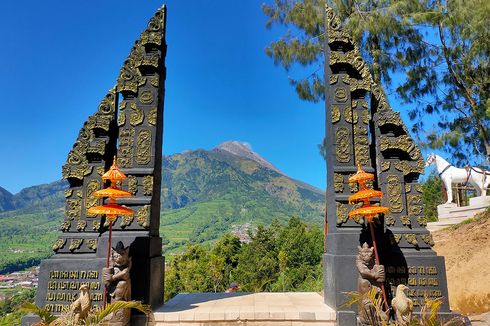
(0, 187, 14, 211)
(0, 141, 325, 272)
(213, 141, 282, 174)
(160, 142, 324, 251)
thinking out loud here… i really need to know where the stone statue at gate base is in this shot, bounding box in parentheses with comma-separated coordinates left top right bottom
(68, 284, 92, 324)
(392, 284, 414, 326)
(356, 242, 387, 324)
(103, 241, 132, 325)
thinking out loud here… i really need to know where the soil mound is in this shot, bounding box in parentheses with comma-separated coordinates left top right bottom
(432, 210, 490, 315)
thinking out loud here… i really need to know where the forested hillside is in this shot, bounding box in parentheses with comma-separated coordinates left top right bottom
(0, 142, 325, 273)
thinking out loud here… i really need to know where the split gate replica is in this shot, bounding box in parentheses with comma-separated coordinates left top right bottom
(24, 4, 455, 326)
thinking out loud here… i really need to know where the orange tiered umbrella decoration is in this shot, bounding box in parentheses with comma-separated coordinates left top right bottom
(87, 156, 133, 306)
(348, 165, 390, 312)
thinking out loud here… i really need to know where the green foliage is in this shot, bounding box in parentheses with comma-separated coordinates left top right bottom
(0, 287, 36, 325)
(262, 0, 424, 101)
(165, 217, 324, 301)
(342, 288, 388, 326)
(20, 302, 57, 324)
(398, 0, 490, 163)
(0, 148, 325, 273)
(19, 300, 150, 326)
(421, 172, 444, 222)
(342, 290, 465, 326)
(263, 0, 490, 162)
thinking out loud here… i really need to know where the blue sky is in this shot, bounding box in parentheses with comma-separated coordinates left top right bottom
(0, 0, 427, 194)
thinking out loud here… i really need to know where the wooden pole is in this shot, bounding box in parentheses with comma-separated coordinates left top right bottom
(368, 221, 390, 312)
(103, 220, 113, 307)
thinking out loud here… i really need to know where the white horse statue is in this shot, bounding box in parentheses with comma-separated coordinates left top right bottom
(426, 153, 489, 204)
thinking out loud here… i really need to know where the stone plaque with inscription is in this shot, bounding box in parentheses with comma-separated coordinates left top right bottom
(23, 6, 167, 325)
(323, 6, 454, 325)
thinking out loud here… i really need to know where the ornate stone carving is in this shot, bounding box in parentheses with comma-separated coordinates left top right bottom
(349, 175, 359, 193)
(52, 239, 66, 252)
(400, 216, 411, 227)
(92, 221, 101, 232)
(76, 220, 87, 232)
(335, 88, 348, 103)
(96, 166, 106, 176)
(407, 194, 423, 216)
(329, 75, 338, 85)
(149, 76, 159, 87)
(385, 213, 395, 226)
(349, 78, 371, 92)
(404, 234, 418, 246)
(387, 175, 403, 213)
(69, 239, 84, 251)
(139, 90, 154, 104)
(331, 106, 341, 123)
(60, 221, 71, 232)
(405, 185, 412, 193)
(66, 199, 82, 220)
(142, 176, 153, 195)
(97, 90, 116, 114)
(354, 125, 369, 166)
(103, 241, 132, 324)
(417, 216, 428, 227)
(344, 107, 358, 124)
(117, 61, 146, 94)
(421, 233, 435, 246)
(140, 9, 165, 46)
(118, 128, 135, 168)
(87, 239, 97, 251)
(129, 103, 144, 126)
(336, 202, 348, 225)
(118, 102, 127, 127)
(361, 109, 370, 124)
(334, 173, 344, 193)
(377, 110, 403, 127)
(380, 135, 421, 160)
(394, 160, 425, 175)
(64, 189, 73, 198)
(415, 184, 423, 193)
(381, 161, 391, 171)
(329, 50, 372, 81)
(393, 234, 402, 244)
(85, 180, 100, 217)
(136, 130, 152, 165)
(356, 243, 387, 324)
(120, 215, 134, 228)
(148, 107, 157, 126)
(137, 205, 150, 228)
(336, 127, 350, 163)
(127, 175, 138, 195)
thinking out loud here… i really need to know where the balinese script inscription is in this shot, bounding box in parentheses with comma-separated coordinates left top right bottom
(386, 265, 441, 307)
(44, 269, 102, 312)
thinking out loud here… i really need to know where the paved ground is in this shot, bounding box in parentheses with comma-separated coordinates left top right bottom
(152, 292, 336, 325)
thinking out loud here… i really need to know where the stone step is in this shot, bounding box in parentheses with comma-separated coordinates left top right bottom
(151, 292, 336, 326)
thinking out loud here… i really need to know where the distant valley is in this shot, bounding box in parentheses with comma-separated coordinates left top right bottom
(0, 141, 325, 273)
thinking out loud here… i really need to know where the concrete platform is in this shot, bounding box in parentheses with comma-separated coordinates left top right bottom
(427, 197, 490, 232)
(151, 292, 336, 325)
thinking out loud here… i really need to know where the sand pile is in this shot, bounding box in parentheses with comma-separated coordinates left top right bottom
(432, 210, 490, 315)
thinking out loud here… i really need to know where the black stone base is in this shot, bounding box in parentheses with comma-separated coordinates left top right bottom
(21, 314, 40, 326)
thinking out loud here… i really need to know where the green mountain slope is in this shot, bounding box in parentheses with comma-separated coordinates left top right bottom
(160, 146, 324, 251)
(0, 142, 325, 272)
(0, 187, 14, 211)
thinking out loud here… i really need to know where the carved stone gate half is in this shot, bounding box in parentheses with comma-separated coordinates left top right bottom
(25, 6, 167, 323)
(323, 6, 453, 325)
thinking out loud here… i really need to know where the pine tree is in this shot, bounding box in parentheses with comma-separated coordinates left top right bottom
(263, 0, 490, 164)
(398, 0, 490, 164)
